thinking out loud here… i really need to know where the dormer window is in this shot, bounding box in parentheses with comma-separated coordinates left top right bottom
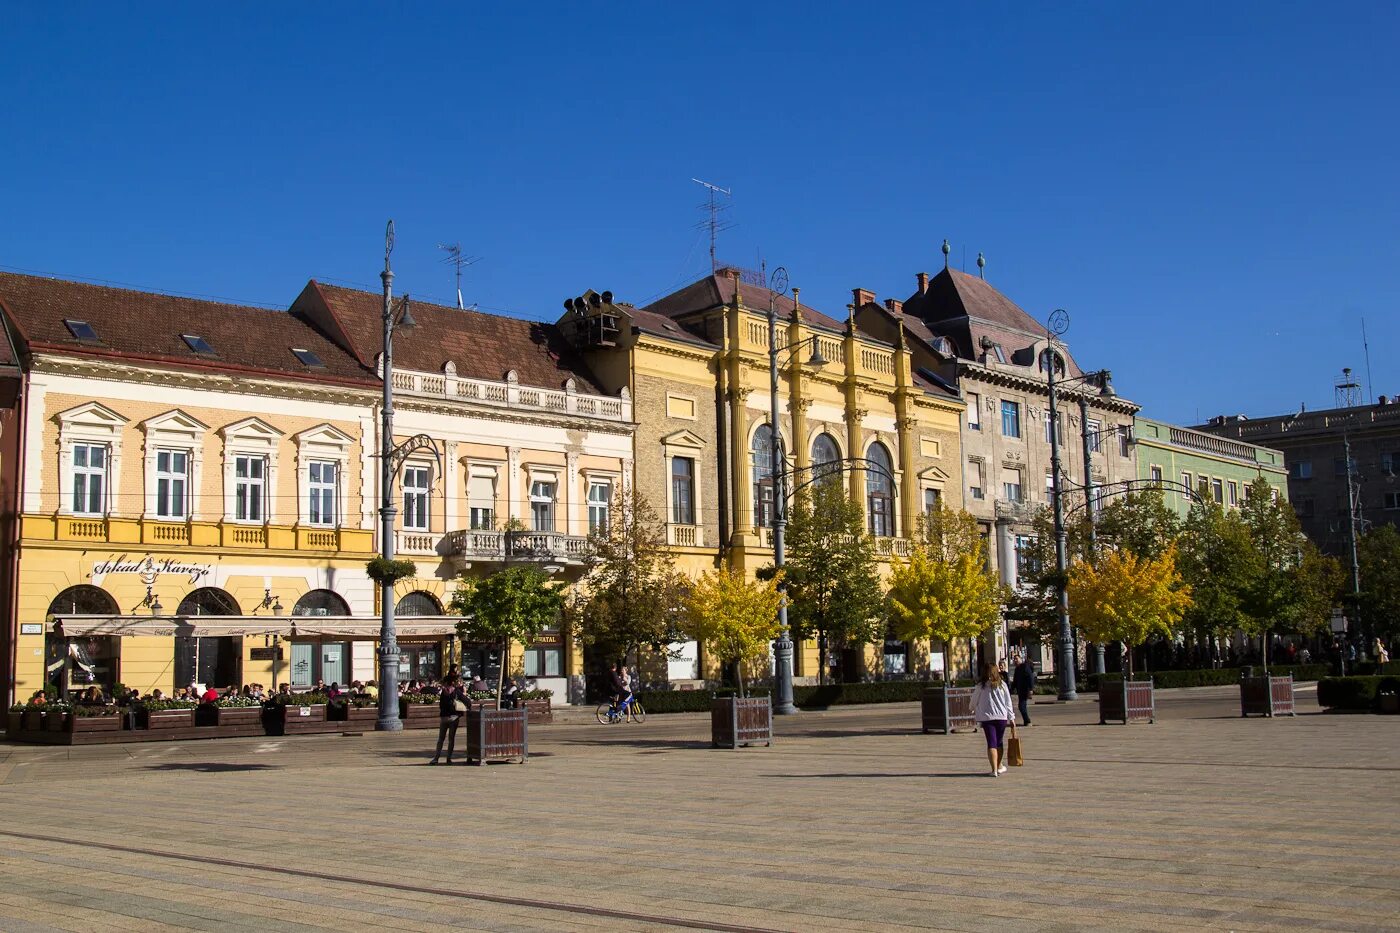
(182, 334, 215, 355)
(292, 348, 324, 367)
(64, 319, 99, 342)
(1039, 350, 1066, 376)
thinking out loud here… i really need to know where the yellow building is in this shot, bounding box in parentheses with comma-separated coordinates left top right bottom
(0, 273, 632, 706)
(560, 270, 966, 683)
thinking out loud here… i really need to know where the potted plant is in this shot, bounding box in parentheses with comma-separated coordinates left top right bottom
(7, 703, 23, 737)
(330, 693, 379, 725)
(367, 556, 418, 587)
(452, 565, 564, 763)
(279, 691, 330, 732)
(1068, 547, 1192, 725)
(682, 563, 782, 749)
(42, 700, 73, 732)
(70, 704, 122, 735)
(210, 694, 264, 728)
(139, 698, 198, 730)
(888, 518, 1006, 735)
(519, 687, 554, 724)
(398, 691, 441, 728)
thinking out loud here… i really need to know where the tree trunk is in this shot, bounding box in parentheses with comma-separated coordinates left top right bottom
(943, 641, 952, 685)
(737, 659, 746, 699)
(1123, 641, 1133, 676)
(497, 637, 507, 710)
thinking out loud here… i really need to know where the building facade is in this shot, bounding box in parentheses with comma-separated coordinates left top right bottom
(1134, 416, 1287, 518)
(1197, 396, 1400, 555)
(561, 269, 967, 682)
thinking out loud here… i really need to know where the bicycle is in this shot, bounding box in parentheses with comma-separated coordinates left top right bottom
(595, 693, 646, 724)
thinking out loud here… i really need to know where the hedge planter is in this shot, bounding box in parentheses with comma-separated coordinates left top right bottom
(712, 696, 772, 749)
(45, 710, 71, 732)
(524, 697, 553, 725)
(329, 703, 379, 726)
(464, 707, 528, 764)
(399, 701, 439, 730)
(921, 686, 976, 734)
(70, 712, 122, 734)
(20, 709, 45, 732)
(1099, 677, 1155, 724)
(1240, 675, 1296, 717)
(282, 704, 329, 734)
(140, 708, 197, 730)
(7, 711, 21, 736)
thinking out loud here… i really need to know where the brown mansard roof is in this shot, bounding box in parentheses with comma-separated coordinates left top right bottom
(644, 270, 851, 334)
(0, 271, 369, 383)
(296, 281, 605, 393)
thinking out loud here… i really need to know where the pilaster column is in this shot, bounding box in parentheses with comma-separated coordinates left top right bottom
(728, 385, 753, 539)
(896, 415, 919, 537)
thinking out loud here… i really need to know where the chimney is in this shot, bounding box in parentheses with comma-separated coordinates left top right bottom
(1380, 395, 1390, 405)
(916, 272, 929, 295)
(852, 288, 875, 308)
(884, 298, 903, 315)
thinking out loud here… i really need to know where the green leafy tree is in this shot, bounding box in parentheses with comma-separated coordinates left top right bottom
(1177, 491, 1261, 664)
(570, 489, 688, 665)
(682, 565, 783, 697)
(1096, 489, 1182, 560)
(1004, 505, 1091, 645)
(1068, 547, 1192, 673)
(452, 566, 564, 707)
(887, 536, 1006, 683)
(1359, 525, 1400, 639)
(764, 478, 884, 683)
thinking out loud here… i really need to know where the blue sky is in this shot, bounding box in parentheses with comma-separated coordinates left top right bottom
(2, 3, 1396, 423)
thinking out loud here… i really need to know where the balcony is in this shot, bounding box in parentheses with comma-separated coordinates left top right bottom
(669, 524, 703, 548)
(443, 529, 590, 566)
(394, 529, 442, 557)
(872, 537, 914, 560)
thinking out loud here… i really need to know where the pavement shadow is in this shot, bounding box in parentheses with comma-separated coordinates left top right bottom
(557, 737, 712, 751)
(788, 728, 919, 739)
(762, 771, 986, 779)
(144, 763, 280, 773)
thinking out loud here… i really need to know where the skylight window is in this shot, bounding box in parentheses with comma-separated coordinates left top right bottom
(291, 348, 324, 367)
(182, 334, 214, 355)
(64, 319, 99, 342)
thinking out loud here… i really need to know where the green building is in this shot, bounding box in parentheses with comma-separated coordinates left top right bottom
(1134, 416, 1288, 517)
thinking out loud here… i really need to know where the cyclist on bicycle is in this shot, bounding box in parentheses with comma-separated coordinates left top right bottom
(608, 662, 631, 716)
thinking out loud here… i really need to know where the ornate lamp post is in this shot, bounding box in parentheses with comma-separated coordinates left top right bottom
(766, 267, 827, 715)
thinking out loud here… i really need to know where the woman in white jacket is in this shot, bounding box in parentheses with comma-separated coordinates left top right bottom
(971, 661, 1015, 776)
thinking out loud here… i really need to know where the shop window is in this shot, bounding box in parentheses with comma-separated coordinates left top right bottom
(292, 589, 351, 617)
(866, 442, 895, 537)
(523, 645, 564, 677)
(402, 465, 430, 531)
(174, 587, 241, 691)
(291, 641, 350, 688)
(397, 643, 441, 682)
(395, 591, 443, 616)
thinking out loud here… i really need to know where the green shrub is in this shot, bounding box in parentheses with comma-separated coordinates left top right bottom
(215, 695, 260, 708)
(285, 692, 329, 706)
(1265, 664, 1330, 682)
(142, 699, 197, 711)
(639, 691, 715, 714)
(73, 705, 118, 717)
(1317, 676, 1384, 711)
(519, 688, 553, 700)
(400, 692, 439, 705)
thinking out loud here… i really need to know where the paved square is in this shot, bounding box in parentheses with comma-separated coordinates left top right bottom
(1, 686, 1396, 932)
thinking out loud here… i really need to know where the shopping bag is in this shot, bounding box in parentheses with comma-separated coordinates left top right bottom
(1006, 731, 1024, 767)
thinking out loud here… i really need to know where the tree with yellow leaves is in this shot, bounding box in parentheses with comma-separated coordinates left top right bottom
(887, 538, 1006, 683)
(1067, 547, 1193, 674)
(682, 565, 783, 697)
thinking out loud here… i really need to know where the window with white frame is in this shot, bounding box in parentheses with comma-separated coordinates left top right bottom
(403, 465, 430, 530)
(966, 393, 981, 430)
(1045, 472, 1056, 501)
(155, 450, 188, 519)
(1180, 472, 1192, 501)
(235, 455, 266, 522)
(1001, 466, 1023, 503)
(1086, 419, 1102, 453)
(468, 471, 496, 530)
(1118, 426, 1131, 457)
(1149, 465, 1163, 487)
(308, 461, 338, 525)
(1228, 481, 1239, 507)
(1211, 478, 1224, 504)
(72, 444, 107, 515)
(923, 487, 942, 514)
(968, 459, 985, 500)
(587, 479, 612, 533)
(1043, 410, 1061, 444)
(530, 479, 556, 532)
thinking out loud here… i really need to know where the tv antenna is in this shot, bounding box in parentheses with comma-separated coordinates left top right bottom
(1362, 318, 1374, 404)
(1336, 367, 1362, 409)
(692, 178, 732, 273)
(438, 243, 480, 309)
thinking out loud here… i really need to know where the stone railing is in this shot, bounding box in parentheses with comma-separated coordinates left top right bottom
(394, 530, 440, 556)
(1167, 425, 1264, 463)
(873, 537, 914, 559)
(994, 499, 1043, 523)
(390, 368, 631, 422)
(444, 529, 590, 564)
(669, 524, 702, 548)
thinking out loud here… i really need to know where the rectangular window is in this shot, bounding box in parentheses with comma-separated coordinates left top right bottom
(1043, 411, 1062, 444)
(402, 465, 430, 530)
(1212, 478, 1224, 504)
(1001, 400, 1021, 438)
(1001, 467, 1022, 503)
(966, 394, 981, 430)
(468, 473, 495, 530)
(1296, 497, 1315, 517)
(1334, 458, 1356, 477)
(1118, 426, 1131, 457)
(1014, 534, 1038, 577)
(530, 479, 556, 532)
(588, 480, 612, 533)
(1180, 472, 1192, 501)
(1045, 472, 1056, 501)
(671, 457, 695, 525)
(1087, 419, 1102, 453)
(234, 455, 264, 522)
(968, 460, 985, 500)
(1149, 465, 1164, 486)
(1382, 453, 1398, 476)
(923, 488, 942, 514)
(523, 645, 563, 677)
(1385, 492, 1400, 511)
(308, 461, 338, 526)
(1228, 481, 1239, 507)
(155, 449, 188, 519)
(1288, 460, 1313, 479)
(72, 444, 107, 515)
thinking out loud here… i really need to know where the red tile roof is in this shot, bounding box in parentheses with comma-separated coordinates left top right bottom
(0, 272, 370, 383)
(644, 270, 853, 335)
(298, 282, 605, 393)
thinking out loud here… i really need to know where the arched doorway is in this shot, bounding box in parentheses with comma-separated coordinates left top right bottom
(395, 591, 445, 682)
(289, 589, 352, 688)
(174, 587, 241, 691)
(46, 586, 119, 697)
(395, 591, 442, 616)
(291, 589, 350, 617)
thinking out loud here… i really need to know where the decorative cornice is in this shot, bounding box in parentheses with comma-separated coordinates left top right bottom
(34, 356, 371, 407)
(394, 397, 635, 435)
(957, 362, 1140, 415)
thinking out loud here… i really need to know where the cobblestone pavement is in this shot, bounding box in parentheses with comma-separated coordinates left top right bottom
(0, 685, 1396, 932)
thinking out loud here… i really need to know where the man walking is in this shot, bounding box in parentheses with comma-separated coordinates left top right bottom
(1012, 654, 1036, 727)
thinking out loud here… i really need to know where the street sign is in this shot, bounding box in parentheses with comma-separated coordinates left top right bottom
(1330, 608, 1348, 633)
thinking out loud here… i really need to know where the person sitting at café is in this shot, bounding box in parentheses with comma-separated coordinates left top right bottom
(28, 690, 47, 707)
(80, 686, 106, 707)
(469, 674, 489, 693)
(326, 682, 343, 700)
(200, 686, 220, 704)
(363, 680, 379, 700)
(149, 688, 165, 701)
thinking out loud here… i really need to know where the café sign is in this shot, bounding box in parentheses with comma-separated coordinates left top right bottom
(91, 554, 212, 586)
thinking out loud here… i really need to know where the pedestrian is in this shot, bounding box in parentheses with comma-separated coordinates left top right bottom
(1011, 655, 1035, 726)
(1375, 638, 1390, 665)
(972, 661, 1015, 777)
(429, 674, 467, 765)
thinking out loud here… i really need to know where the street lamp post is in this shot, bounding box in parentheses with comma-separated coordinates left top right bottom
(1045, 340, 1077, 701)
(1078, 394, 1106, 675)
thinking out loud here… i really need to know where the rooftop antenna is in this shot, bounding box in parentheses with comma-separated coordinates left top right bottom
(1362, 318, 1374, 404)
(1336, 366, 1362, 409)
(692, 178, 732, 273)
(438, 243, 480, 310)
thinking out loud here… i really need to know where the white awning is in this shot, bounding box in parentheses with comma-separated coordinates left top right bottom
(51, 614, 460, 640)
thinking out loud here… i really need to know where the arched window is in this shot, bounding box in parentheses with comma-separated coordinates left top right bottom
(866, 442, 896, 537)
(176, 587, 240, 616)
(1039, 349, 1066, 377)
(47, 585, 118, 616)
(811, 433, 841, 487)
(752, 424, 776, 528)
(395, 591, 443, 616)
(292, 589, 350, 617)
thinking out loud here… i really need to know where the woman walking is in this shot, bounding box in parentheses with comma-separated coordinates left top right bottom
(429, 674, 467, 765)
(972, 661, 1015, 777)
